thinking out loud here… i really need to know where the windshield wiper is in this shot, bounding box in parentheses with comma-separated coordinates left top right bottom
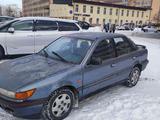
(52, 51, 69, 63)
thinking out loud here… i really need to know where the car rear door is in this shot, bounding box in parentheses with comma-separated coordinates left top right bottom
(5, 20, 35, 54)
(111, 36, 137, 82)
(82, 39, 118, 95)
(34, 20, 60, 53)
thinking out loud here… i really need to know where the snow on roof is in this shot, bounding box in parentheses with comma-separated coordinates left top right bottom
(15, 17, 78, 23)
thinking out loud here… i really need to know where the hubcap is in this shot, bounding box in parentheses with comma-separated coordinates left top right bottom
(130, 69, 140, 84)
(52, 94, 71, 117)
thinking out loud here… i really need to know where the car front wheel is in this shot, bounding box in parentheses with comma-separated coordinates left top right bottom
(42, 88, 74, 120)
(125, 67, 141, 87)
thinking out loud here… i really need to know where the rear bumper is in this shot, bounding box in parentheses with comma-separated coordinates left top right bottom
(141, 59, 149, 71)
(0, 96, 47, 119)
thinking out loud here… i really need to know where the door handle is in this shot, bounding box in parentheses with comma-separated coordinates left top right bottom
(111, 64, 116, 67)
(132, 56, 137, 60)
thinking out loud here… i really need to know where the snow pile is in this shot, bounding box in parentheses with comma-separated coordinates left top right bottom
(0, 33, 160, 120)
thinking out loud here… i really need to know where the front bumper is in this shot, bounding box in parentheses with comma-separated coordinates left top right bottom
(141, 59, 149, 71)
(0, 96, 47, 119)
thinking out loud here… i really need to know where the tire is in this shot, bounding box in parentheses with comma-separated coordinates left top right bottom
(42, 88, 74, 120)
(125, 67, 141, 87)
(0, 47, 4, 60)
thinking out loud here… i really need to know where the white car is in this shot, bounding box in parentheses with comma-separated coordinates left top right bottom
(142, 26, 158, 32)
(0, 17, 99, 59)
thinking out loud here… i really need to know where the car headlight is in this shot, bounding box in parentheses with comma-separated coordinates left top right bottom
(0, 88, 36, 100)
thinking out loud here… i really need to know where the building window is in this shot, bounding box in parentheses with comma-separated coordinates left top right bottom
(74, 17, 78, 20)
(83, 5, 86, 13)
(83, 17, 85, 22)
(120, 20, 123, 25)
(89, 18, 92, 24)
(116, 9, 119, 16)
(104, 8, 107, 14)
(127, 10, 129, 17)
(142, 12, 144, 18)
(115, 19, 117, 24)
(121, 10, 124, 16)
(103, 18, 106, 24)
(96, 18, 99, 24)
(97, 7, 100, 14)
(75, 5, 79, 12)
(137, 11, 139, 17)
(110, 8, 112, 15)
(126, 20, 128, 23)
(109, 19, 112, 23)
(90, 6, 93, 13)
(132, 11, 134, 17)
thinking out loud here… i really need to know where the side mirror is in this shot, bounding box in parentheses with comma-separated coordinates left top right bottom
(8, 27, 15, 33)
(89, 57, 102, 65)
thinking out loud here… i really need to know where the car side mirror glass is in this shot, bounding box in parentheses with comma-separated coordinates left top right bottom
(8, 27, 15, 33)
(89, 57, 102, 65)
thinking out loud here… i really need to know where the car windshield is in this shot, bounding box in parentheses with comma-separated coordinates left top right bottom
(41, 37, 92, 64)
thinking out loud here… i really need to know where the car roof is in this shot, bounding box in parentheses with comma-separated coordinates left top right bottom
(15, 17, 78, 23)
(0, 16, 14, 19)
(65, 32, 125, 41)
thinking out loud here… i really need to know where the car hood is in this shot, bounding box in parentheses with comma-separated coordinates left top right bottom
(0, 55, 75, 91)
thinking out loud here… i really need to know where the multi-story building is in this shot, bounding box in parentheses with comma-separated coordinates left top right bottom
(22, 0, 51, 16)
(22, 0, 151, 25)
(150, 0, 160, 23)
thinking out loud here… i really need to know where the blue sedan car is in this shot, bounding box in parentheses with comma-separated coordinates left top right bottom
(0, 32, 148, 120)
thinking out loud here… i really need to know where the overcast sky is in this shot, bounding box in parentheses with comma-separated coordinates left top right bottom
(0, 0, 22, 8)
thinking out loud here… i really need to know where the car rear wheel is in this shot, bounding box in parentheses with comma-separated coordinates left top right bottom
(125, 67, 141, 87)
(0, 47, 4, 60)
(42, 88, 74, 120)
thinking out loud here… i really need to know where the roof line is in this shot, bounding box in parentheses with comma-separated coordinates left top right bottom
(73, 0, 151, 11)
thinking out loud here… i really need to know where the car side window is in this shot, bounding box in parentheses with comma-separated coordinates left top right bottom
(11, 20, 33, 31)
(35, 20, 58, 31)
(91, 39, 115, 61)
(113, 37, 133, 56)
(58, 22, 80, 31)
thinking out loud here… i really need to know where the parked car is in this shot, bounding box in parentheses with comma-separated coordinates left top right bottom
(0, 17, 91, 59)
(76, 21, 102, 32)
(142, 26, 158, 32)
(0, 32, 148, 120)
(0, 16, 14, 24)
(117, 25, 130, 30)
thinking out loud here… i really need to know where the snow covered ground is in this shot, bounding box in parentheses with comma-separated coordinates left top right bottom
(0, 32, 160, 120)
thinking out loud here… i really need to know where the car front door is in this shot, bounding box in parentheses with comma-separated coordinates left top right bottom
(5, 20, 35, 55)
(83, 39, 118, 95)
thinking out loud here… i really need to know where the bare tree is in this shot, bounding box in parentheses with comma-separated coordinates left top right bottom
(6, 6, 14, 17)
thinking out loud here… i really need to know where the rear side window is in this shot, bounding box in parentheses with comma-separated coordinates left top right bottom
(113, 37, 133, 56)
(35, 20, 58, 31)
(11, 20, 33, 31)
(58, 22, 80, 31)
(92, 39, 115, 61)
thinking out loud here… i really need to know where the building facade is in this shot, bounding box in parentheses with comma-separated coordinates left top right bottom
(22, 0, 52, 16)
(150, 0, 160, 23)
(22, 0, 151, 26)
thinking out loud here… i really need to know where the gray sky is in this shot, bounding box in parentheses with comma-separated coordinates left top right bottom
(0, 0, 22, 9)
